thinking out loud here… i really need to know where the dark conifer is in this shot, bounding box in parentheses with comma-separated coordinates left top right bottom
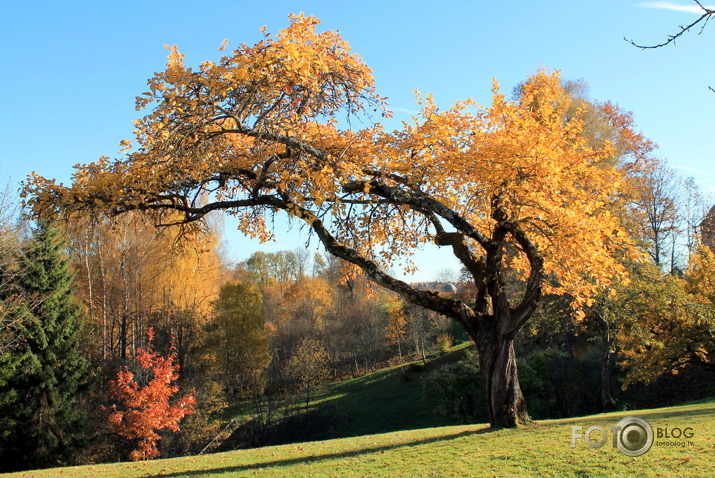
(0, 222, 89, 471)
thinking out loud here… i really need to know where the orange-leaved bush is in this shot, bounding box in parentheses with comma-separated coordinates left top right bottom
(105, 328, 196, 461)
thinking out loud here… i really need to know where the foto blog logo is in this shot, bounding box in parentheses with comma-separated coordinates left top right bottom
(571, 416, 654, 457)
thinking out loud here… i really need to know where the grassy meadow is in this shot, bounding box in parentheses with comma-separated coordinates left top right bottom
(5, 398, 715, 477)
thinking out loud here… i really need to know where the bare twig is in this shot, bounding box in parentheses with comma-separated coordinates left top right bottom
(625, 1, 715, 49)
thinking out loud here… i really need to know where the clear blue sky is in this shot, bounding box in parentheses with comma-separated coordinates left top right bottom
(1, 1, 714, 280)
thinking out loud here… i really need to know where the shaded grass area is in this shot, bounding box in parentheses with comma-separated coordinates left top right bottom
(8, 398, 715, 477)
(307, 344, 474, 437)
(216, 344, 473, 450)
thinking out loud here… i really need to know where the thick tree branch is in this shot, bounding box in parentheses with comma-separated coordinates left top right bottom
(435, 231, 486, 281)
(508, 220, 545, 330)
(343, 178, 494, 250)
(272, 195, 474, 328)
(114, 196, 279, 223)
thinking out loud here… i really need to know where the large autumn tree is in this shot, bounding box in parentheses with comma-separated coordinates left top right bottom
(25, 14, 639, 427)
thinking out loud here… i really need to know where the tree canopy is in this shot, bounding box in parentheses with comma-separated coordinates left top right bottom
(618, 244, 715, 386)
(24, 14, 642, 427)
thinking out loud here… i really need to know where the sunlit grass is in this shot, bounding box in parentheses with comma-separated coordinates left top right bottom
(8, 399, 715, 477)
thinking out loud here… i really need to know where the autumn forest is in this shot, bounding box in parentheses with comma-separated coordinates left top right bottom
(2, 12, 715, 473)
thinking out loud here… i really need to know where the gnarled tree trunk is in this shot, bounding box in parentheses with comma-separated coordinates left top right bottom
(469, 303, 531, 428)
(477, 337, 529, 427)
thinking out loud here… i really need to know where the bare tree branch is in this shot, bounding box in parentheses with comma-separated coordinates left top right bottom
(626, 1, 715, 49)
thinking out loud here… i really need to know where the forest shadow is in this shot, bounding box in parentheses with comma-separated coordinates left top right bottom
(550, 402, 715, 426)
(636, 405, 715, 423)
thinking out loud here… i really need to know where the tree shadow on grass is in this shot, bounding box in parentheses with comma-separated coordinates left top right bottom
(550, 403, 715, 426)
(149, 428, 493, 477)
(635, 406, 715, 423)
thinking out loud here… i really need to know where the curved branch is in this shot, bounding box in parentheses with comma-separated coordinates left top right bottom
(273, 195, 474, 327)
(626, 1, 715, 49)
(435, 231, 486, 280)
(105, 187, 476, 328)
(206, 123, 331, 163)
(114, 196, 279, 223)
(508, 220, 545, 330)
(342, 178, 494, 250)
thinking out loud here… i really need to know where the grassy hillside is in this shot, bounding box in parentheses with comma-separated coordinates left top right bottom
(219, 344, 468, 451)
(217, 344, 475, 450)
(225, 343, 714, 449)
(310, 346, 473, 437)
(6, 398, 715, 477)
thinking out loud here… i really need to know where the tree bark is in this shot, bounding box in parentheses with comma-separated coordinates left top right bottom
(476, 333, 530, 428)
(601, 346, 615, 412)
(598, 314, 616, 412)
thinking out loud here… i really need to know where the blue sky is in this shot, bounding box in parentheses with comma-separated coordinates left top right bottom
(1, 1, 714, 280)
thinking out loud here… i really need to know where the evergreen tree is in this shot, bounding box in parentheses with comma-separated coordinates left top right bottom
(0, 221, 89, 471)
(0, 300, 33, 466)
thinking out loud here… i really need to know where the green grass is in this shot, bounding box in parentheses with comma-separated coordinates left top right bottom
(6, 399, 715, 477)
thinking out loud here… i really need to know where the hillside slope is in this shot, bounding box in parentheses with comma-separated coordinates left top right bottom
(7, 399, 715, 477)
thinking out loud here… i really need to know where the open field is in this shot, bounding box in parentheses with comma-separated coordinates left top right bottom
(6, 398, 715, 477)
